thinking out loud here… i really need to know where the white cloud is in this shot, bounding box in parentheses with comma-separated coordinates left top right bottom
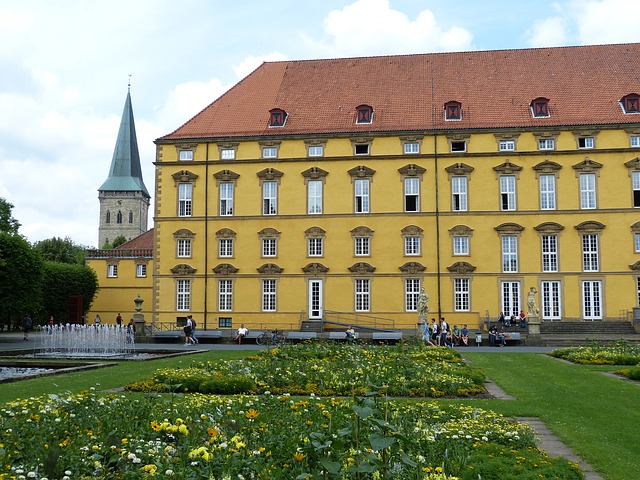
(233, 53, 289, 80)
(303, 0, 473, 56)
(572, 0, 640, 44)
(526, 17, 568, 47)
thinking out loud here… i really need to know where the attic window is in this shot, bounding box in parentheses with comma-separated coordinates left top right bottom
(444, 101, 462, 121)
(269, 108, 287, 127)
(355, 105, 373, 124)
(531, 98, 550, 118)
(621, 94, 640, 114)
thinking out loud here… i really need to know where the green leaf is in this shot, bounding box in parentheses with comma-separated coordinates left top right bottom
(369, 433, 396, 450)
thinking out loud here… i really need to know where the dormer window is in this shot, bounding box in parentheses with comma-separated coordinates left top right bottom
(355, 105, 373, 124)
(269, 108, 288, 127)
(444, 101, 462, 121)
(531, 97, 550, 118)
(621, 94, 640, 114)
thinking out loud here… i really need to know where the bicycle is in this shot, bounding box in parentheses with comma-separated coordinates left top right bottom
(256, 329, 285, 346)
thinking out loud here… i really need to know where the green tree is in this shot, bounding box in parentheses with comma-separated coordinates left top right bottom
(111, 235, 128, 248)
(40, 262, 99, 323)
(0, 197, 20, 234)
(33, 236, 88, 265)
(0, 232, 43, 328)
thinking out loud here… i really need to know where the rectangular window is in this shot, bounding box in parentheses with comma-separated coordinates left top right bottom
(450, 141, 466, 152)
(635, 233, 640, 253)
(262, 238, 277, 257)
(179, 150, 193, 161)
(219, 238, 233, 258)
(219, 280, 233, 311)
(541, 280, 561, 320)
(176, 279, 191, 311)
(262, 279, 276, 311)
(538, 139, 555, 150)
(499, 140, 515, 151)
(404, 177, 420, 212)
(354, 237, 370, 256)
(107, 264, 118, 277)
(501, 235, 518, 272)
(632, 171, 640, 207)
(354, 179, 370, 213)
(308, 180, 323, 214)
(220, 148, 235, 160)
(542, 235, 558, 272)
(405, 278, 420, 311)
(454, 278, 470, 311)
(501, 281, 520, 317)
(218, 317, 232, 328)
(308, 238, 323, 257)
(308, 145, 324, 157)
(177, 239, 192, 258)
(178, 183, 193, 217)
(500, 175, 516, 211)
(354, 144, 370, 155)
(452, 176, 468, 211)
(539, 174, 556, 210)
(262, 181, 277, 215)
(136, 264, 147, 278)
(637, 277, 640, 306)
(404, 142, 419, 154)
(453, 236, 469, 255)
(582, 234, 599, 272)
(631, 136, 640, 147)
(579, 173, 596, 209)
(578, 137, 594, 149)
(220, 182, 234, 216)
(355, 279, 370, 312)
(404, 236, 420, 256)
(582, 280, 602, 319)
(262, 147, 277, 158)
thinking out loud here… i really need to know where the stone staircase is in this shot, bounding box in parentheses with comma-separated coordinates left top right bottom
(538, 321, 640, 346)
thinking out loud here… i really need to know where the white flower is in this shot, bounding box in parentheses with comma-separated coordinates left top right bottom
(165, 470, 174, 476)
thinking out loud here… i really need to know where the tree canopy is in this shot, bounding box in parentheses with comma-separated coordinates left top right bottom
(0, 198, 20, 234)
(34, 236, 88, 265)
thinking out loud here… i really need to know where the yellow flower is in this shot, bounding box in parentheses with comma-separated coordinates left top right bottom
(141, 464, 158, 475)
(245, 409, 260, 419)
(293, 451, 305, 462)
(207, 427, 219, 438)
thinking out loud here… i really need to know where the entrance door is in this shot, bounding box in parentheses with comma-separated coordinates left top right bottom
(308, 279, 323, 319)
(541, 281, 562, 320)
(582, 280, 602, 320)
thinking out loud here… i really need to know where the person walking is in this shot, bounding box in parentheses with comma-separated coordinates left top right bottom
(22, 315, 33, 340)
(187, 315, 198, 344)
(183, 316, 196, 345)
(439, 317, 450, 347)
(115, 313, 122, 327)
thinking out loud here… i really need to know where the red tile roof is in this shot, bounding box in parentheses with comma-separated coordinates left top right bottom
(115, 228, 154, 250)
(159, 43, 640, 141)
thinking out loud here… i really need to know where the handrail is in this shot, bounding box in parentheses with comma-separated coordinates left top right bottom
(86, 248, 153, 258)
(322, 310, 396, 331)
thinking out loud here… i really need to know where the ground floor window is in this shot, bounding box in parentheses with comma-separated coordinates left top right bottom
(454, 278, 470, 311)
(176, 279, 191, 311)
(541, 281, 561, 320)
(582, 280, 602, 320)
(501, 281, 520, 317)
(405, 278, 420, 311)
(262, 279, 277, 312)
(355, 279, 370, 312)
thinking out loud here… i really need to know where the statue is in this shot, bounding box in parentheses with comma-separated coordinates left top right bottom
(527, 287, 540, 316)
(417, 288, 429, 320)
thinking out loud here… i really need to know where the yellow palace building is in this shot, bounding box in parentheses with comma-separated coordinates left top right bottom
(91, 43, 640, 333)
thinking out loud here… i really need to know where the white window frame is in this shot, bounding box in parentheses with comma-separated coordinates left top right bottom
(499, 140, 515, 151)
(107, 264, 118, 278)
(578, 137, 594, 149)
(500, 175, 516, 211)
(355, 279, 370, 312)
(451, 176, 468, 211)
(354, 237, 370, 256)
(220, 182, 234, 216)
(262, 147, 278, 158)
(539, 174, 556, 210)
(308, 145, 323, 157)
(220, 148, 235, 160)
(404, 142, 420, 154)
(136, 264, 147, 278)
(176, 279, 191, 311)
(219, 279, 233, 312)
(262, 238, 277, 258)
(219, 238, 233, 258)
(454, 278, 470, 311)
(541, 235, 558, 272)
(308, 279, 323, 319)
(404, 177, 420, 212)
(262, 181, 277, 215)
(178, 183, 193, 217)
(579, 173, 596, 209)
(538, 139, 555, 150)
(354, 179, 370, 213)
(541, 280, 562, 320)
(308, 237, 323, 257)
(307, 180, 323, 214)
(453, 236, 469, 255)
(501, 281, 520, 317)
(177, 239, 192, 258)
(635, 233, 640, 253)
(354, 144, 370, 155)
(631, 136, 640, 148)
(404, 236, 421, 256)
(582, 280, 602, 320)
(405, 278, 420, 311)
(632, 171, 640, 208)
(179, 150, 193, 161)
(261, 279, 277, 312)
(582, 234, 599, 272)
(501, 235, 518, 273)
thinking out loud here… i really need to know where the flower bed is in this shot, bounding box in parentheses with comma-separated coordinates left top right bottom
(127, 343, 486, 397)
(549, 341, 640, 365)
(0, 389, 583, 479)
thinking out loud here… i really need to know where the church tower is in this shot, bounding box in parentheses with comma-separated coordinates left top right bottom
(98, 88, 151, 248)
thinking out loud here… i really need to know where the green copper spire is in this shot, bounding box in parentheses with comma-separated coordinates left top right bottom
(98, 90, 150, 197)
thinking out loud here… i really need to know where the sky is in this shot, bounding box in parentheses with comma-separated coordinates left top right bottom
(1, 0, 639, 248)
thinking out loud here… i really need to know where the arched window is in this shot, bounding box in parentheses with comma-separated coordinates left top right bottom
(129, 210, 134, 223)
(105, 211, 111, 224)
(116, 210, 123, 224)
(620, 93, 640, 114)
(269, 108, 287, 127)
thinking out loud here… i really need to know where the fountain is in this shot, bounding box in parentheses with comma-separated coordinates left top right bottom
(38, 323, 135, 358)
